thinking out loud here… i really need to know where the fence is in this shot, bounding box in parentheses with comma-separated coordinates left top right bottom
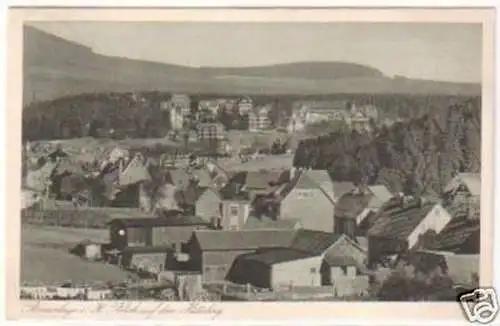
(22, 205, 148, 229)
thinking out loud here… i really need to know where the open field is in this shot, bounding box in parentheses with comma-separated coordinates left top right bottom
(20, 225, 132, 286)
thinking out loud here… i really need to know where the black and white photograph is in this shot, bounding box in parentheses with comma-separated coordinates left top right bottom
(16, 11, 490, 308)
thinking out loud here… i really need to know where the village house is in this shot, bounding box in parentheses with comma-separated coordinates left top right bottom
(176, 182, 221, 226)
(299, 100, 351, 125)
(367, 198, 453, 265)
(163, 94, 192, 130)
(228, 230, 367, 290)
(424, 218, 480, 254)
(286, 105, 309, 133)
(198, 100, 221, 116)
(334, 185, 394, 237)
(197, 122, 228, 141)
(184, 229, 297, 283)
(248, 105, 272, 132)
(222, 170, 279, 202)
(242, 215, 302, 230)
(108, 213, 212, 252)
(106, 153, 153, 211)
(237, 96, 253, 116)
(220, 194, 252, 231)
(263, 170, 355, 233)
(441, 172, 480, 220)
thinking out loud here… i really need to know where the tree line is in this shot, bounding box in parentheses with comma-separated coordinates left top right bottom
(22, 91, 474, 141)
(293, 97, 481, 197)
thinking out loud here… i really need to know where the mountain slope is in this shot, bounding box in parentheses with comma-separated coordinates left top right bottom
(23, 26, 481, 104)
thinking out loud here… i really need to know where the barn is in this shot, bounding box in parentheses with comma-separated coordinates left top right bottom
(227, 230, 367, 289)
(108, 214, 212, 251)
(184, 229, 296, 284)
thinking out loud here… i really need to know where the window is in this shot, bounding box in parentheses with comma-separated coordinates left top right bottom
(229, 204, 239, 217)
(310, 267, 316, 274)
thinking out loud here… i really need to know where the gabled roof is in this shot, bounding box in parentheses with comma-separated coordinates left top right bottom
(243, 216, 300, 230)
(118, 155, 152, 187)
(367, 185, 393, 207)
(335, 193, 372, 219)
(324, 255, 358, 267)
(425, 219, 480, 252)
(192, 229, 296, 251)
(289, 229, 343, 256)
(235, 248, 311, 265)
(368, 201, 436, 239)
(166, 169, 192, 188)
(444, 173, 481, 197)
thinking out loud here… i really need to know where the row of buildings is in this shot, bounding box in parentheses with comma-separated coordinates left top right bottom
(101, 165, 480, 295)
(22, 141, 480, 298)
(162, 94, 380, 135)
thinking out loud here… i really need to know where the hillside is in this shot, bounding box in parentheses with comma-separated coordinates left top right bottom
(23, 26, 480, 105)
(293, 97, 481, 197)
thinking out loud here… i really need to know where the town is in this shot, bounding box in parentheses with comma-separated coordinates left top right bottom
(21, 92, 480, 302)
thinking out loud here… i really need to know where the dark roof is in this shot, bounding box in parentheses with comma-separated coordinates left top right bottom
(243, 216, 300, 230)
(228, 171, 275, 190)
(192, 229, 296, 251)
(122, 246, 172, 254)
(289, 229, 343, 256)
(178, 184, 210, 206)
(109, 214, 211, 228)
(236, 248, 311, 265)
(335, 192, 372, 219)
(368, 200, 436, 239)
(426, 219, 480, 251)
(324, 255, 358, 267)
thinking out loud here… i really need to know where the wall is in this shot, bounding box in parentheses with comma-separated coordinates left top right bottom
(280, 188, 334, 233)
(127, 227, 152, 247)
(326, 236, 367, 267)
(227, 258, 272, 289)
(331, 275, 370, 297)
(407, 204, 452, 249)
(196, 190, 221, 222)
(202, 250, 253, 283)
(152, 226, 201, 247)
(271, 256, 323, 289)
(220, 201, 250, 230)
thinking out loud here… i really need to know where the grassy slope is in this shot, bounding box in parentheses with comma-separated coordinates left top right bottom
(21, 225, 132, 285)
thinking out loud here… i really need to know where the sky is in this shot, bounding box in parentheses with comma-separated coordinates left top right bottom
(27, 22, 482, 83)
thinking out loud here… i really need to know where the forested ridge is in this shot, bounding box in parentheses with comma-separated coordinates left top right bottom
(293, 97, 481, 197)
(22, 92, 475, 141)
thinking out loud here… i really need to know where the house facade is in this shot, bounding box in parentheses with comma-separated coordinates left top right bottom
(167, 94, 191, 130)
(367, 200, 452, 265)
(237, 97, 253, 116)
(442, 173, 481, 220)
(195, 187, 222, 225)
(220, 199, 251, 230)
(272, 172, 336, 233)
(248, 106, 271, 132)
(228, 231, 367, 289)
(185, 229, 296, 284)
(198, 122, 227, 141)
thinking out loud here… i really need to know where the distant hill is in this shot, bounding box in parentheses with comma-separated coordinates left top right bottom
(23, 26, 481, 105)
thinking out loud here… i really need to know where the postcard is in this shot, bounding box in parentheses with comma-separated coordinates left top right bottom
(5, 7, 496, 324)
